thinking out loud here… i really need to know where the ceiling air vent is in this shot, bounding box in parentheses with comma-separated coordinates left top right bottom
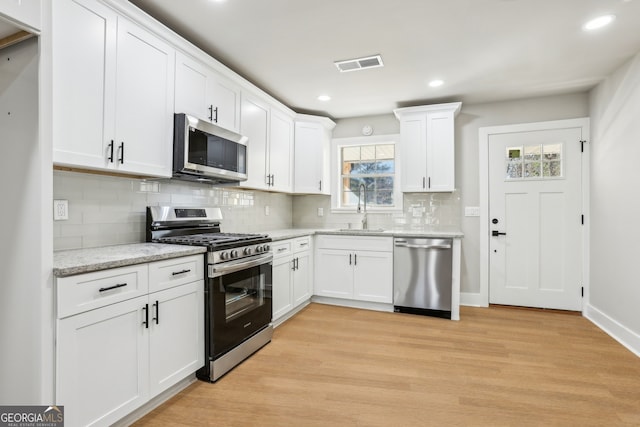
(334, 55, 384, 73)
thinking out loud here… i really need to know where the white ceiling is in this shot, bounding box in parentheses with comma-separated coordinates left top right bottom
(130, 0, 640, 119)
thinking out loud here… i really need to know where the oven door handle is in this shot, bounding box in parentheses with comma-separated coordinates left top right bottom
(211, 254, 273, 277)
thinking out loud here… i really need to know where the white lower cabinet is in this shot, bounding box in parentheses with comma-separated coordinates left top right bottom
(272, 237, 312, 322)
(315, 235, 393, 304)
(56, 255, 204, 427)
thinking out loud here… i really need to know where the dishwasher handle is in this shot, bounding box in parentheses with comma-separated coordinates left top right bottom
(394, 241, 451, 250)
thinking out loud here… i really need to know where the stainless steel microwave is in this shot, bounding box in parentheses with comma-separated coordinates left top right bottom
(173, 113, 248, 184)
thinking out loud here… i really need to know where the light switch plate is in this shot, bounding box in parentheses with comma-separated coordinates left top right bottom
(54, 199, 69, 220)
(465, 206, 480, 217)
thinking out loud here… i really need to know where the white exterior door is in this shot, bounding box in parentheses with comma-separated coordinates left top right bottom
(488, 125, 584, 310)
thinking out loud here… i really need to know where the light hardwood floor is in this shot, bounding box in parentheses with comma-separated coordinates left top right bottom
(134, 304, 640, 426)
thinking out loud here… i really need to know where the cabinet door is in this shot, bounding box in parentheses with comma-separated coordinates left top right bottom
(241, 94, 269, 189)
(210, 75, 240, 132)
(52, 0, 117, 170)
(353, 251, 393, 303)
(400, 116, 428, 192)
(272, 255, 293, 321)
(114, 17, 175, 177)
(269, 109, 293, 192)
(56, 295, 149, 427)
(294, 121, 325, 194)
(149, 281, 204, 396)
(315, 249, 353, 299)
(426, 111, 455, 191)
(0, 0, 41, 30)
(174, 51, 211, 121)
(293, 251, 311, 306)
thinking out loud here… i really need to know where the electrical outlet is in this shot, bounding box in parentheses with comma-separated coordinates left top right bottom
(265, 205, 270, 216)
(317, 207, 324, 217)
(53, 199, 69, 220)
(465, 206, 480, 217)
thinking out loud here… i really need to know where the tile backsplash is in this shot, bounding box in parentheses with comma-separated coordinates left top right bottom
(292, 192, 461, 231)
(53, 171, 292, 251)
(53, 170, 461, 251)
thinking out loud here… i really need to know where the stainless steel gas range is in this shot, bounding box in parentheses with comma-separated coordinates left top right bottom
(147, 206, 273, 382)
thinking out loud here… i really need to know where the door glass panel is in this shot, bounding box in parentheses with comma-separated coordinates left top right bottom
(505, 143, 563, 180)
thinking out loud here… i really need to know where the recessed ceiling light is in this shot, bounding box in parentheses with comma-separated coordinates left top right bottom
(317, 95, 331, 102)
(583, 14, 616, 31)
(428, 80, 444, 87)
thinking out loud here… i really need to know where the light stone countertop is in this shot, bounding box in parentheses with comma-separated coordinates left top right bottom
(53, 243, 207, 277)
(262, 228, 464, 241)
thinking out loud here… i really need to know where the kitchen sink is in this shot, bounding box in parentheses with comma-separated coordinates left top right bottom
(337, 228, 386, 233)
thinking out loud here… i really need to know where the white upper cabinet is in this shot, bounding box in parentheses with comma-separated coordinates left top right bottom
(52, 0, 175, 177)
(394, 102, 461, 192)
(268, 108, 294, 192)
(293, 115, 335, 194)
(240, 90, 294, 192)
(241, 92, 270, 189)
(0, 0, 41, 31)
(174, 51, 240, 132)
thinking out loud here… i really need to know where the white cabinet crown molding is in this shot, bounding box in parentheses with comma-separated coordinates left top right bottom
(393, 102, 462, 119)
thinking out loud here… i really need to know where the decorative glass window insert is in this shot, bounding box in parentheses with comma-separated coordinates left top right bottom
(341, 144, 395, 207)
(505, 143, 563, 180)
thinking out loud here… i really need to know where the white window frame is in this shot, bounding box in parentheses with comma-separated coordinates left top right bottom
(330, 134, 403, 213)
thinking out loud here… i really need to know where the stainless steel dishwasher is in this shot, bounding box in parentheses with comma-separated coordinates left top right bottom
(393, 237, 453, 319)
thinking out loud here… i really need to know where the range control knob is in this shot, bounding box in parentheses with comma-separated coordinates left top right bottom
(243, 247, 253, 256)
(263, 244, 270, 252)
(230, 249, 239, 258)
(255, 245, 263, 253)
(219, 251, 229, 260)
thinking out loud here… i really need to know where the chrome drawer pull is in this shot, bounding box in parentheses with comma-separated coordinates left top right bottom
(98, 283, 127, 292)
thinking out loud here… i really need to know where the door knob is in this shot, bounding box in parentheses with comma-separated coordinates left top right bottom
(492, 230, 507, 237)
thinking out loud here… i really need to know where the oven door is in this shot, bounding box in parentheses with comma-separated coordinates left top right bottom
(208, 255, 272, 358)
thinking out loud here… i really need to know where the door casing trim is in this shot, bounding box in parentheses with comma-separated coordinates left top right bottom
(478, 118, 590, 310)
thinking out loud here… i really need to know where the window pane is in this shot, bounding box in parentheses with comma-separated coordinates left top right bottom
(375, 176, 394, 190)
(524, 145, 541, 161)
(373, 190, 393, 206)
(543, 144, 561, 161)
(506, 160, 522, 179)
(342, 177, 362, 193)
(507, 147, 522, 160)
(361, 146, 376, 161)
(543, 160, 562, 177)
(525, 161, 541, 177)
(377, 160, 394, 173)
(376, 145, 394, 160)
(351, 162, 377, 174)
(343, 146, 360, 161)
(342, 191, 359, 205)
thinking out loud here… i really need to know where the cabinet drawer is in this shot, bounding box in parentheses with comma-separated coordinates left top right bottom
(148, 255, 204, 293)
(57, 264, 149, 319)
(272, 241, 292, 258)
(293, 236, 311, 252)
(316, 235, 392, 252)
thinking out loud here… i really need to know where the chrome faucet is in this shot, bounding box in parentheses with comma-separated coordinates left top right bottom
(357, 183, 368, 229)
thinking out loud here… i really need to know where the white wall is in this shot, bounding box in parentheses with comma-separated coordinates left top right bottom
(587, 52, 640, 352)
(320, 93, 589, 298)
(0, 37, 42, 404)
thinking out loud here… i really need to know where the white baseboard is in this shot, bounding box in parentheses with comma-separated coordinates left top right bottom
(112, 375, 197, 426)
(584, 304, 640, 358)
(460, 292, 485, 307)
(273, 300, 311, 328)
(311, 296, 394, 312)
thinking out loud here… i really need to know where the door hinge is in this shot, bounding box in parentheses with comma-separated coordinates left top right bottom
(580, 140, 587, 153)
(581, 214, 584, 225)
(581, 286, 584, 297)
